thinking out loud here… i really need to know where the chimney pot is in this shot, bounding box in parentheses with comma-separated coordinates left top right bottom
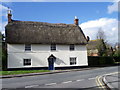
(74, 16, 79, 25)
(7, 8, 12, 23)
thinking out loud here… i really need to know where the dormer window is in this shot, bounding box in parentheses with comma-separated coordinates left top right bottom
(25, 44, 31, 51)
(51, 44, 56, 51)
(70, 44, 74, 51)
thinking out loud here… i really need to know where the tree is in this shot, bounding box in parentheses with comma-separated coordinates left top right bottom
(97, 39, 107, 56)
(96, 28, 106, 42)
(0, 31, 7, 71)
(0, 32, 2, 70)
(96, 28, 107, 56)
(113, 42, 120, 57)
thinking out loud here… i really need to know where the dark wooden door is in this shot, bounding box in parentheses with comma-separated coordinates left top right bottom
(48, 58, 54, 70)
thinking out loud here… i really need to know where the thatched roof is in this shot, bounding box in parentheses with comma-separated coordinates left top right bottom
(87, 39, 105, 50)
(5, 20, 87, 45)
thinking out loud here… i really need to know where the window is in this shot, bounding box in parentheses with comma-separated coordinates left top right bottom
(51, 44, 56, 51)
(25, 44, 31, 51)
(70, 44, 74, 51)
(23, 59, 31, 66)
(70, 57, 77, 65)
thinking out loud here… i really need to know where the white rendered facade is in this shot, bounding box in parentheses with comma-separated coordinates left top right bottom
(7, 44, 88, 68)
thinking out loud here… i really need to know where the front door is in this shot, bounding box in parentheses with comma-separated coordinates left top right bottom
(48, 54, 56, 70)
(48, 58, 54, 70)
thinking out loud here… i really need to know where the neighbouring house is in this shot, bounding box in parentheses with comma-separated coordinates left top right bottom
(114, 43, 120, 51)
(5, 10, 88, 70)
(87, 39, 106, 56)
(113, 43, 120, 56)
(105, 44, 114, 56)
(87, 39, 114, 56)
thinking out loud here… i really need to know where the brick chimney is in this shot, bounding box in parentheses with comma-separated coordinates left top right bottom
(7, 8, 12, 23)
(74, 16, 79, 25)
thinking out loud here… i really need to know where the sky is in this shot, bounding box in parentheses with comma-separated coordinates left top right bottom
(0, 1, 119, 45)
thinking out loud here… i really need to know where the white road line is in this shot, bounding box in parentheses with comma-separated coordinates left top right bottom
(104, 72, 119, 76)
(62, 81, 72, 84)
(45, 83, 57, 86)
(88, 77, 96, 80)
(25, 85, 39, 88)
(76, 79, 84, 82)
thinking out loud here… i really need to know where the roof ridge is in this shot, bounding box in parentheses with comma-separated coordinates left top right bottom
(11, 20, 75, 26)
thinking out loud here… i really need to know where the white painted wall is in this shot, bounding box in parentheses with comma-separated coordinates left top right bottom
(7, 44, 88, 68)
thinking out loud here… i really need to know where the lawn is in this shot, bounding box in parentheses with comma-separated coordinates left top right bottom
(0, 70, 50, 75)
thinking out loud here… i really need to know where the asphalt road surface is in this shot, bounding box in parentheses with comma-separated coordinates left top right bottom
(105, 73, 119, 89)
(1, 66, 119, 90)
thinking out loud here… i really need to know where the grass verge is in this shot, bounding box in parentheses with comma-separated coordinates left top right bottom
(0, 70, 50, 75)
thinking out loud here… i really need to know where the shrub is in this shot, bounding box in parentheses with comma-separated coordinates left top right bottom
(113, 56, 120, 62)
(88, 56, 114, 66)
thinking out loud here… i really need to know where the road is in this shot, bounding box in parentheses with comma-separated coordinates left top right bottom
(1, 66, 119, 89)
(104, 72, 119, 89)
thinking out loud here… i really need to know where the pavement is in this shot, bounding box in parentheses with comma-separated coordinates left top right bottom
(0, 67, 96, 79)
(102, 72, 119, 89)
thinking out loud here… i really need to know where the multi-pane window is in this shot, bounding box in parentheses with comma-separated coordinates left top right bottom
(70, 57, 77, 65)
(25, 44, 31, 51)
(23, 59, 31, 66)
(70, 44, 75, 51)
(51, 44, 56, 51)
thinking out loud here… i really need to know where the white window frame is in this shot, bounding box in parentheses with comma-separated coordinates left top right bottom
(51, 44, 56, 51)
(25, 44, 31, 51)
(70, 57, 77, 65)
(23, 59, 31, 66)
(70, 44, 75, 51)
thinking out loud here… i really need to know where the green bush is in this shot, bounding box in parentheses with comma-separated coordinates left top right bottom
(0, 45, 2, 71)
(2, 45, 7, 71)
(113, 49, 120, 56)
(2, 51, 7, 71)
(99, 57, 106, 65)
(88, 56, 114, 66)
(113, 56, 120, 62)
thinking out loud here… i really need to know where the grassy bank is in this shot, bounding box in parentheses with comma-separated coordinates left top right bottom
(0, 70, 50, 75)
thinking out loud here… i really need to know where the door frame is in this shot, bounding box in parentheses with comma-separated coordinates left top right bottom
(48, 54, 56, 70)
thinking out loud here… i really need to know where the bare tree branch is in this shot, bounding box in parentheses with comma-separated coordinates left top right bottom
(96, 28, 106, 42)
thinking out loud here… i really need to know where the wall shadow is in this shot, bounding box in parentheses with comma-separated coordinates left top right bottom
(55, 58, 66, 65)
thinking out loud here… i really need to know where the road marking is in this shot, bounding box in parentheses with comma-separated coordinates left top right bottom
(88, 77, 96, 80)
(76, 79, 84, 82)
(45, 83, 57, 86)
(98, 76, 105, 89)
(96, 76, 106, 90)
(95, 72, 120, 90)
(104, 72, 119, 76)
(62, 81, 72, 84)
(96, 76, 102, 89)
(25, 85, 39, 88)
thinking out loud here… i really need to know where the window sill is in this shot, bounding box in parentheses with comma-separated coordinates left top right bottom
(23, 65, 32, 67)
(50, 50, 58, 52)
(24, 51, 32, 52)
(70, 64, 78, 66)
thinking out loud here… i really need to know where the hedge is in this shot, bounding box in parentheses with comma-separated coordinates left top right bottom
(113, 56, 120, 62)
(88, 56, 115, 66)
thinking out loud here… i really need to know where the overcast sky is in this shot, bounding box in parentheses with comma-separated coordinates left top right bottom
(0, 0, 119, 45)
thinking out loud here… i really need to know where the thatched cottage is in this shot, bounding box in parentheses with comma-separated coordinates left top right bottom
(5, 10, 88, 70)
